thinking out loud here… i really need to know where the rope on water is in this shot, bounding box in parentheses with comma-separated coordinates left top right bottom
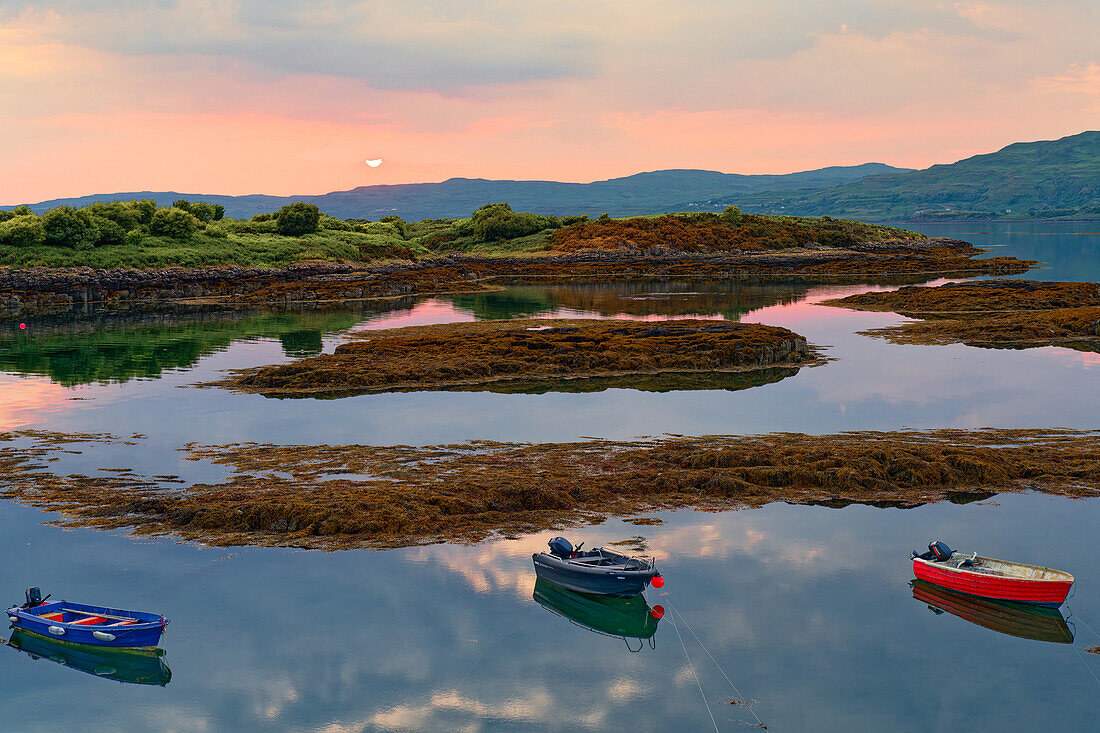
(668, 602, 721, 733)
(1066, 604, 1100, 644)
(665, 595, 767, 730)
(1071, 643, 1100, 691)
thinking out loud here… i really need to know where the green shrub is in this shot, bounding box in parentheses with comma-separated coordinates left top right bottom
(172, 199, 192, 212)
(0, 211, 14, 223)
(319, 214, 350, 231)
(379, 215, 408, 238)
(205, 226, 228, 239)
(598, 213, 610, 221)
(124, 229, 144, 246)
(467, 203, 558, 242)
(0, 215, 46, 247)
(276, 202, 321, 236)
(149, 207, 201, 240)
(189, 202, 215, 223)
(83, 201, 141, 231)
(560, 215, 589, 225)
(720, 205, 743, 226)
(250, 212, 276, 222)
(235, 219, 278, 234)
(92, 216, 126, 246)
(133, 199, 157, 226)
(212, 204, 225, 221)
(42, 206, 99, 248)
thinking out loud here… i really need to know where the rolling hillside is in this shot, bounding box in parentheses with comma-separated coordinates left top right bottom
(11, 164, 903, 221)
(700, 131, 1100, 220)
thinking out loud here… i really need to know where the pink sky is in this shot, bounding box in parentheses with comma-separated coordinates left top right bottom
(1, 1, 1097, 203)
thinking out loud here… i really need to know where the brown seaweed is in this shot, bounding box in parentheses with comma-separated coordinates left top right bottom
(1, 428, 1099, 550)
(823, 280, 1100, 350)
(220, 319, 818, 396)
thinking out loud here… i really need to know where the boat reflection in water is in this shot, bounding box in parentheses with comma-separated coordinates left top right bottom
(5, 629, 172, 686)
(911, 579, 1074, 644)
(533, 578, 663, 651)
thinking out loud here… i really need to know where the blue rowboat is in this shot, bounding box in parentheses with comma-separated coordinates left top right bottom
(6, 588, 168, 651)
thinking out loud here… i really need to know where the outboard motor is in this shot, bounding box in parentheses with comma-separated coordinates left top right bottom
(548, 537, 574, 558)
(22, 587, 44, 609)
(929, 541, 953, 562)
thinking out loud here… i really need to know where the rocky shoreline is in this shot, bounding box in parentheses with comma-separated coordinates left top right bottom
(1, 238, 1034, 314)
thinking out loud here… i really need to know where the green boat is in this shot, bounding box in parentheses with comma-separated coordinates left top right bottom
(533, 578, 662, 651)
(6, 628, 172, 686)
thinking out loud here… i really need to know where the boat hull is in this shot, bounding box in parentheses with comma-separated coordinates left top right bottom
(912, 557, 1072, 607)
(532, 554, 656, 597)
(6, 601, 167, 650)
(911, 580, 1073, 644)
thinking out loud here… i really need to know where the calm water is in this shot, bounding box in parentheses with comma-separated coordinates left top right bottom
(1, 221, 1098, 731)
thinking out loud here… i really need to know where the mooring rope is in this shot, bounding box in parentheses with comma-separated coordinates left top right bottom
(1071, 644, 1100, 691)
(668, 603, 721, 733)
(665, 596, 767, 729)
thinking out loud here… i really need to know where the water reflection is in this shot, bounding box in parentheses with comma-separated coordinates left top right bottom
(532, 578, 662, 652)
(910, 579, 1074, 644)
(5, 629, 172, 686)
(0, 304, 412, 386)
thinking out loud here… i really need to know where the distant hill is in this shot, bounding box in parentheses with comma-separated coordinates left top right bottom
(699, 131, 1100, 220)
(11, 163, 905, 221)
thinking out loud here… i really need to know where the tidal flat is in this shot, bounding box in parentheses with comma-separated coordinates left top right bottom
(824, 279, 1100, 350)
(2, 428, 1098, 550)
(218, 318, 817, 396)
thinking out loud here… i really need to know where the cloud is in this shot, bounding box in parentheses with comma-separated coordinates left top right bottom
(0, 0, 1097, 201)
(0, 1, 601, 90)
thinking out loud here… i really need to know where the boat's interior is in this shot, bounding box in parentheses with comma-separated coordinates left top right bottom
(31, 607, 139, 626)
(956, 554, 1074, 581)
(924, 553, 1074, 581)
(568, 549, 649, 571)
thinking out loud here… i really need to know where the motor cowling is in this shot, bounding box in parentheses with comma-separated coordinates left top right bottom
(929, 541, 953, 561)
(548, 537, 574, 558)
(23, 587, 43, 608)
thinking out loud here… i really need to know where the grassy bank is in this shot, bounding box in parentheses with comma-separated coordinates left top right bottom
(1, 198, 930, 270)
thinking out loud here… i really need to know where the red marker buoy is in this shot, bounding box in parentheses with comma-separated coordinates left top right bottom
(651, 573, 664, 588)
(650, 604, 665, 619)
(19, 323, 26, 330)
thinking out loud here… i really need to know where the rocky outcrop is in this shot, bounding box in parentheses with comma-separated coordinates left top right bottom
(1, 238, 1035, 314)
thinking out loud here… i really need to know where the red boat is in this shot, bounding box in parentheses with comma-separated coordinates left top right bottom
(911, 541, 1074, 608)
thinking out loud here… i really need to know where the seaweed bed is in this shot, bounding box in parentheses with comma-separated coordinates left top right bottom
(2, 429, 1098, 550)
(823, 280, 1100, 350)
(1, 239, 1034, 314)
(221, 319, 816, 396)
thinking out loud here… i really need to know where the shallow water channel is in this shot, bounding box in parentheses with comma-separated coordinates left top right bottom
(1, 221, 1098, 731)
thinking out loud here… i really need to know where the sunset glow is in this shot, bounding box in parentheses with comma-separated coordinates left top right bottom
(1, 1, 1097, 203)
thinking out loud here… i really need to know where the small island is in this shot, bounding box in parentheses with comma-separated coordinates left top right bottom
(823, 280, 1100, 350)
(1, 201, 1036, 313)
(219, 318, 817, 396)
